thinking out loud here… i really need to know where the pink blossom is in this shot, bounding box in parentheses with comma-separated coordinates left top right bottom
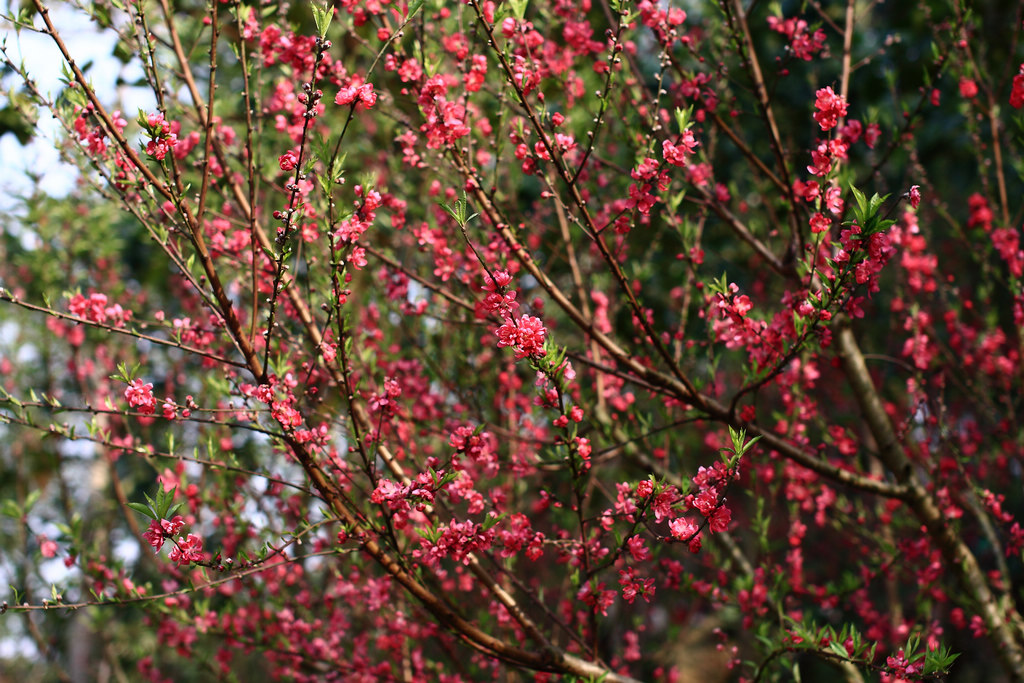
(959, 78, 979, 99)
(371, 479, 412, 512)
(793, 179, 820, 202)
(662, 133, 698, 166)
(908, 185, 921, 209)
(669, 517, 700, 542)
(618, 567, 655, 604)
(968, 192, 994, 231)
(67, 292, 132, 327)
(39, 536, 58, 558)
(812, 87, 848, 131)
(271, 400, 302, 427)
(168, 534, 204, 566)
(1011, 68, 1024, 109)
(810, 212, 830, 234)
(839, 119, 862, 143)
(864, 123, 881, 148)
(807, 142, 832, 176)
(709, 506, 732, 532)
(348, 246, 368, 269)
(825, 186, 844, 214)
(577, 581, 616, 615)
(255, 384, 274, 403)
(414, 520, 494, 566)
(482, 270, 513, 292)
(125, 379, 157, 415)
(627, 182, 657, 215)
(278, 151, 299, 171)
(142, 516, 185, 552)
(495, 315, 547, 359)
(768, 15, 826, 60)
(143, 112, 178, 160)
(335, 82, 377, 108)
(627, 535, 650, 561)
(421, 99, 471, 148)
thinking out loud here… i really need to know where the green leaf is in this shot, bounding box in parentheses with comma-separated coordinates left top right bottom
(311, 2, 333, 39)
(482, 512, 506, 531)
(673, 106, 694, 134)
(827, 640, 849, 658)
(439, 193, 468, 226)
(24, 489, 41, 513)
(127, 502, 154, 518)
(849, 184, 868, 222)
(509, 0, 528, 21)
(0, 499, 21, 519)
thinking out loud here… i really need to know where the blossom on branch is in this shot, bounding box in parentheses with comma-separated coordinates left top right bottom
(495, 315, 547, 359)
(168, 534, 204, 567)
(124, 379, 157, 415)
(812, 87, 848, 131)
(142, 516, 185, 552)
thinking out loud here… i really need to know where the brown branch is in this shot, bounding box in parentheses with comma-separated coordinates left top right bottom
(0, 290, 247, 370)
(835, 314, 1024, 678)
(31, 0, 263, 378)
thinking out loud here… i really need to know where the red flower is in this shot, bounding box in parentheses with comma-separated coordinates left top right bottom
(125, 379, 157, 415)
(812, 87, 848, 131)
(1010, 69, 1024, 109)
(278, 151, 298, 171)
(38, 536, 58, 558)
(810, 212, 830, 234)
(495, 315, 547, 359)
(335, 82, 377, 108)
(807, 142, 832, 176)
(142, 516, 184, 552)
(168, 533, 204, 566)
(908, 185, 921, 209)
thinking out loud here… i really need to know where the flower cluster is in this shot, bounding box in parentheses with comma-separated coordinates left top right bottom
(833, 224, 896, 292)
(767, 14, 827, 60)
(480, 270, 517, 316)
(368, 377, 402, 417)
(812, 87, 848, 131)
(661, 131, 699, 167)
(1011, 65, 1024, 109)
(686, 461, 736, 534)
(625, 157, 670, 218)
(495, 513, 545, 560)
(72, 106, 123, 157)
(414, 519, 495, 567)
(485, 273, 548, 359)
(618, 567, 656, 604)
(124, 379, 157, 415)
(142, 516, 185, 552)
(335, 77, 377, 108)
(168, 534, 204, 567)
(449, 425, 500, 476)
(370, 474, 438, 527)
(142, 112, 178, 160)
(577, 581, 617, 616)
(495, 315, 547, 359)
(68, 292, 132, 327)
(884, 649, 922, 680)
